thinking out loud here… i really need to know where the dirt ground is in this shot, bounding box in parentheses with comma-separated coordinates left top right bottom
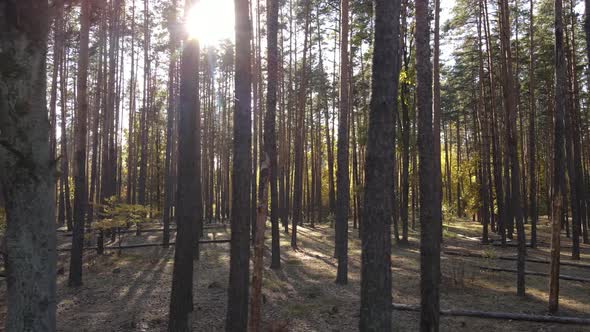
(1, 217, 589, 331)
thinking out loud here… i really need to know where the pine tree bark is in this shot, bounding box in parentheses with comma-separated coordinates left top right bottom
(416, 0, 442, 328)
(499, 0, 526, 296)
(168, 2, 201, 330)
(267, 0, 281, 270)
(359, 0, 400, 329)
(335, 0, 350, 285)
(0, 1, 57, 329)
(433, 0, 443, 241)
(226, 0, 252, 329)
(68, 0, 91, 288)
(291, 0, 311, 249)
(163, 0, 178, 248)
(528, 0, 537, 248)
(549, 0, 566, 313)
(249, 0, 281, 324)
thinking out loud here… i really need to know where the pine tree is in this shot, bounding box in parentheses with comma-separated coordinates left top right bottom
(359, 0, 400, 329)
(0, 1, 56, 329)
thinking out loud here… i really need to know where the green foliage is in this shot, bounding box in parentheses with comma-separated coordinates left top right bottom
(482, 248, 497, 259)
(92, 196, 153, 231)
(442, 225, 458, 239)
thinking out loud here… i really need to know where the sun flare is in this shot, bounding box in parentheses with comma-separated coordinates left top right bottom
(186, 0, 235, 46)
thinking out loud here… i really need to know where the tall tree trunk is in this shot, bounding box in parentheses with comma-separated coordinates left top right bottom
(291, 0, 311, 249)
(0, 1, 57, 329)
(433, 0, 443, 242)
(549, 0, 566, 313)
(49, 0, 64, 170)
(127, 0, 137, 204)
(477, 0, 491, 244)
(528, 0, 537, 248)
(416, 0, 441, 328)
(335, 0, 350, 285)
(163, 0, 178, 248)
(226, 0, 252, 329)
(499, 0, 526, 295)
(168, 1, 201, 330)
(249, 1, 280, 326)
(483, 0, 506, 244)
(137, 0, 150, 206)
(59, 49, 73, 232)
(69, 0, 91, 288)
(400, 1, 410, 244)
(267, 0, 281, 270)
(359, 0, 400, 329)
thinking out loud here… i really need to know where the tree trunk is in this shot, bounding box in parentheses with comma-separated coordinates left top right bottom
(549, 0, 566, 313)
(226, 0, 252, 329)
(499, 0, 526, 296)
(335, 0, 350, 285)
(163, 0, 178, 248)
(416, 0, 442, 328)
(68, 0, 91, 288)
(433, 0, 443, 242)
(0, 1, 57, 329)
(267, 0, 281, 270)
(168, 2, 202, 331)
(528, 0, 537, 248)
(248, 0, 280, 311)
(359, 0, 400, 329)
(291, 0, 311, 249)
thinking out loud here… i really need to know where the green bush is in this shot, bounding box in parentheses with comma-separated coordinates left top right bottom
(92, 196, 153, 232)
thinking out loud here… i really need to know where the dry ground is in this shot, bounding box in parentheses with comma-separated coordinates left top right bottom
(1, 217, 589, 331)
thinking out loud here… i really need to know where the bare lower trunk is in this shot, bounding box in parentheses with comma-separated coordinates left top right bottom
(549, 0, 566, 313)
(359, 0, 400, 329)
(416, 0, 442, 328)
(0, 1, 57, 330)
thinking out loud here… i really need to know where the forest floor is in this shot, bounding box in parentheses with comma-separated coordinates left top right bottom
(1, 217, 590, 331)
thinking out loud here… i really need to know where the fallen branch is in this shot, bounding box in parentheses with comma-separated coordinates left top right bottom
(58, 224, 227, 236)
(478, 266, 590, 283)
(443, 251, 590, 269)
(57, 239, 232, 252)
(392, 303, 590, 325)
(490, 242, 589, 250)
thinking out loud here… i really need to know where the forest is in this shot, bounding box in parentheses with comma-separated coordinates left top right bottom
(0, 0, 590, 330)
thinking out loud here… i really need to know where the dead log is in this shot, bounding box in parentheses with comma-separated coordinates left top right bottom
(478, 266, 590, 283)
(58, 224, 227, 236)
(392, 303, 590, 325)
(56, 239, 233, 252)
(443, 251, 590, 269)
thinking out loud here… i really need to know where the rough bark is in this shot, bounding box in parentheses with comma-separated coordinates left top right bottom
(168, 1, 201, 329)
(292, 0, 311, 249)
(416, 0, 442, 328)
(163, 0, 178, 248)
(226, 0, 252, 329)
(267, 0, 281, 270)
(549, 0, 566, 313)
(433, 0, 443, 243)
(499, 0, 526, 296)
(0, 1, 57, 330)
(68, 0, 91, 288)
(359, 0, 400, 329)
(335, 0, 350, 285)
(528, 0, 538, 248)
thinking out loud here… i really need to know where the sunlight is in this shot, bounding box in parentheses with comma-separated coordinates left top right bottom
(185, 0, 235, 46)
